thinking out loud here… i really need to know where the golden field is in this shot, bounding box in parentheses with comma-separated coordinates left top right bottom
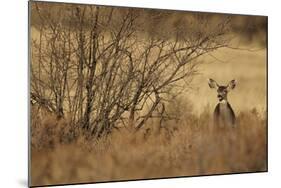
(30, 43, 267, 186)
(31, 106, 267, 186)
(29, 2, 267, 186)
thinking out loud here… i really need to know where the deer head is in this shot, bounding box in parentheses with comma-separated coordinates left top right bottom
(208, 78, 236, 102)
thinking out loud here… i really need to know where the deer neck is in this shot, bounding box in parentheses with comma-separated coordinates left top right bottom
(219, 99, 228, 104)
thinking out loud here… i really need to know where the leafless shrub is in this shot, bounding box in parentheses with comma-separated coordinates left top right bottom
(31, 2, 232, 138)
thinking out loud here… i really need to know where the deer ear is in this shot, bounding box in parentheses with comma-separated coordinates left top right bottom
(227, 79, 236, 90)
(208, 78, 218, 89)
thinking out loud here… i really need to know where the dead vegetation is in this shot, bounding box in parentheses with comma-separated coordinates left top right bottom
(29, 2, 267, 187)
(31, 104, 267, 186)
(30, 2, 234, 138)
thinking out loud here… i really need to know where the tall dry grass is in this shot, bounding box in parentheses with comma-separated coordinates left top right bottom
(30, 105, 267, 186)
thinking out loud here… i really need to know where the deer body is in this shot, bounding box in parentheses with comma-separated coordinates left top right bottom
(214, 99, 235, 127)
(208, 79, 236, 127)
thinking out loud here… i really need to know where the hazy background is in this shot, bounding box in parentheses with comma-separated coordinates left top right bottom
(188, 46, 266, 115)
(30, 2, 267, 116)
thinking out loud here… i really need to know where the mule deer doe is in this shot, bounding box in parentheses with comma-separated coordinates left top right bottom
(208, 78, 236, 127)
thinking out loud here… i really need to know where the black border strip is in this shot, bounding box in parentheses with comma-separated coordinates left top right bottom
(28, 1, 32, 187)
(30, 171, 268, 188)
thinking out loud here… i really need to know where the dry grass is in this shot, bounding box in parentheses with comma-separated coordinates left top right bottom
(30, 107, 267, 187)
(30, 43, 267, 187)
(30, 4, 267, 186)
